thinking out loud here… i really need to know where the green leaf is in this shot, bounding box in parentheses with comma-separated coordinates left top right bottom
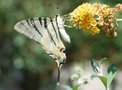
(107, 64, 117, 88)
(99, 76, 107, 87)
(107, 64, 117, 74)
(73, 85, 79, 90)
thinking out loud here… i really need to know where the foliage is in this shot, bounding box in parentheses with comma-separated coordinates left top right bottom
(91, 59, 117, 90)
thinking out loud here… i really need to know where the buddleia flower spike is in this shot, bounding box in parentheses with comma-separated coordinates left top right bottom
(67, 3, 122, 37)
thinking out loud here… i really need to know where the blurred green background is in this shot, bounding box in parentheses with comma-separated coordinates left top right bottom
(0, 0, 122, 90)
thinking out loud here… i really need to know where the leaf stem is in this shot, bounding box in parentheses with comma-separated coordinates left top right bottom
(106, 87, 109, 90)
(116, 19, 122, 22)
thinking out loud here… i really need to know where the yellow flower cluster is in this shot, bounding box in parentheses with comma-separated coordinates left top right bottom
(69, 3, 118, 36)
(70, 3, 99, 35)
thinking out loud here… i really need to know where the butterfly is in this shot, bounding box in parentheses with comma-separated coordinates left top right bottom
(14, 14, 70, 85)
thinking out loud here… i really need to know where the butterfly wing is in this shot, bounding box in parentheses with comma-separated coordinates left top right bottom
(56, 15, 70, 43)
(14, 15, 70, 84)
(14, 16, 67, 58)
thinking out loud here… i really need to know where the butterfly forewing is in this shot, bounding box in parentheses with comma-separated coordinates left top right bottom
(14, 15, 67, 56)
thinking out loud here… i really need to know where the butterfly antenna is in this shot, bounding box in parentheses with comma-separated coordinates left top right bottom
(48, 3, 57, 16)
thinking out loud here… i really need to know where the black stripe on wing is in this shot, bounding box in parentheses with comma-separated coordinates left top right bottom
(25, 17, 58, 47)
(43, 18, 57, 46)
(39, 17, 42, 25)
(49, 17, 60, 44)
(26, 19, 31, 27)
(55, 15, 63, 43)
(16, 16, 64, 49)
(55, 15, 60, 32)
(19, 22, 32, 36)
(30, 18, 43, 37)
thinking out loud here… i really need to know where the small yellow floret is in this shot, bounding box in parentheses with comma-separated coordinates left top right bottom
(91, 27, 100, 35)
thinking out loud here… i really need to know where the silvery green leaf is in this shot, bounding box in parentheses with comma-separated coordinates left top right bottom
(107, 64, 117, 88)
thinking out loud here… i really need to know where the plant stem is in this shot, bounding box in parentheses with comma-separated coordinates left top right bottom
(106, 87, 109, 90)
(116, 19, 122, 22)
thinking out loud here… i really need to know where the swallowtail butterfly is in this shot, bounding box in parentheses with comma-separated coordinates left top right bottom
(14, 14, 70, 85)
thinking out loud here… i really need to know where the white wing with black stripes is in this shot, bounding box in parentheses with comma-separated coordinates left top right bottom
(14, 15, 70, 64)
(14, 15, 70, 84)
